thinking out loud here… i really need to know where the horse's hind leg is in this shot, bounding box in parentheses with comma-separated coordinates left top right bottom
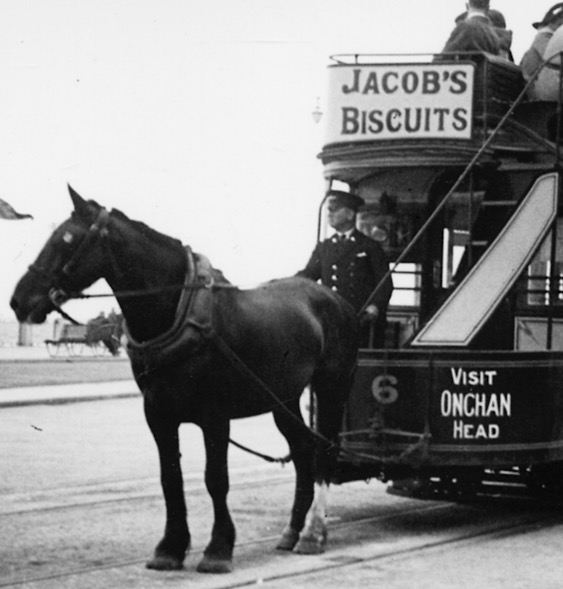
(144, 405, 190, 570)
(294, 375, 349, 555)
(197, 419, 236, 574)
(272, 399, 315, 551)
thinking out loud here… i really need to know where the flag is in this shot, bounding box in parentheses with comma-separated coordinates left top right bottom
(0, 198, 33, 220)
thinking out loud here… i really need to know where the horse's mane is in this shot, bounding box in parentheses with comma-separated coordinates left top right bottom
(109, 206, 230, 283)
(109, 207, 185, 252)
(72, 200, 229, 283)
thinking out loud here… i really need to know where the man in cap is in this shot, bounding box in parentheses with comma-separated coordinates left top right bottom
(453, 7, 513, 60)
(297, 190, 393, 348)
(440, 0, 501, 57)
(521, 3, 563, 98)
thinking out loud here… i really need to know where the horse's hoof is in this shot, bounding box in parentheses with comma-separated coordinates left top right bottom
(196, 555, 233, 574)
(276, 526, 300, 551)
(293, 534, 327, 555)
(146, 554, 184, 570)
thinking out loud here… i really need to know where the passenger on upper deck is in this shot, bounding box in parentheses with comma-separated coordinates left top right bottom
(488, 9, 514, 61)
(520, 2, 563, 100)
(441, 0, 501, 57)
(533, 5, 563, 102)
(453, 8, 513, 60)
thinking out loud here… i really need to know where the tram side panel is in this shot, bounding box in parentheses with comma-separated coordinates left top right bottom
(340, 350, 563, 475)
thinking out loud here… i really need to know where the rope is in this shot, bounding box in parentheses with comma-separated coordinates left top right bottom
(228, 438, 291, 465)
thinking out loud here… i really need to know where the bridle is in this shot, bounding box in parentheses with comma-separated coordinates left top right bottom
(27, 207, 112, 324)
(27, 207, 222, 323)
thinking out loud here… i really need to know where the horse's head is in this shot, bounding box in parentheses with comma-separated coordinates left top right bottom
(10, 186, 109, 323)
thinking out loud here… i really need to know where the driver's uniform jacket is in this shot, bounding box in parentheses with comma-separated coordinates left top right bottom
(297, 228, 393, 323)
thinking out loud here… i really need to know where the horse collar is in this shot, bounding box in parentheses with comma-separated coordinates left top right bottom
(124, 246, 214, 369)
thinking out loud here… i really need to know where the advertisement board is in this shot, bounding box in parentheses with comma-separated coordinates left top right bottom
(324, 63, 475, 144)
(344, 351, 563, 467)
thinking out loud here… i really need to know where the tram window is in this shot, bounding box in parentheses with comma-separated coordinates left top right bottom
(526, 219, 563, 306)
(389, 263, 421, 307)
(442, 228, 469, 288)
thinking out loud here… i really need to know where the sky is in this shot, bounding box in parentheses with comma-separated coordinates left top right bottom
(0, 0, 558, 322)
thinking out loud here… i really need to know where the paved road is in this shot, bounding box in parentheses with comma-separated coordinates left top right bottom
(1, 398, 563, 588)
(0, 344, 137, 407)
(2, 347, 563, 588)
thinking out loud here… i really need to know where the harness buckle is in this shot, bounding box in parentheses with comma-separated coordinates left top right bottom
(49, 287, 69, 307)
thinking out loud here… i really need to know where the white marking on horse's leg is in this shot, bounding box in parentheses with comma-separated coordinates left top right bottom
(309, 481, 329, 523)
(293, 481, 329, 554)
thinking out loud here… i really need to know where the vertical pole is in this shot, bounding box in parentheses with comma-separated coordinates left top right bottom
(468, 169, 474, 269)
(549, 52, 563, 349)
(547, 221, 558, 350)
(17, 322, 32, 347)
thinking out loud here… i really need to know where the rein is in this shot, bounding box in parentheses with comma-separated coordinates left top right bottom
(42, 207, 386, 466)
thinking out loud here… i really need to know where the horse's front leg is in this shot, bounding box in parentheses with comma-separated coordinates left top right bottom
(144, 404, 190, 570)
(197, 419, 236, 574)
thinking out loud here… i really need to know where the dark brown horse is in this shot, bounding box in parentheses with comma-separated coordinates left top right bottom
(10, 186, 359, 573)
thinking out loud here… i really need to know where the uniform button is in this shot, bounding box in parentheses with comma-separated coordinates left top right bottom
(331, 275, 337, 281)
(331, 264, 337, 270)
(331, 286, 338, 291)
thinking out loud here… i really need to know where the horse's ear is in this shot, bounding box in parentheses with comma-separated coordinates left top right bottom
(68, 184, 92, 218)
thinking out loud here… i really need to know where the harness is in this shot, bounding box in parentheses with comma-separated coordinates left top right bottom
(34, 206, 410, 466)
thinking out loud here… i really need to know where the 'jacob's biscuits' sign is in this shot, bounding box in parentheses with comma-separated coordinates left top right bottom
(324, 63, 475, 144)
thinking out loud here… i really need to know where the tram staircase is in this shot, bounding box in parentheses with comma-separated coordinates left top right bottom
(385, 56, 562, 350)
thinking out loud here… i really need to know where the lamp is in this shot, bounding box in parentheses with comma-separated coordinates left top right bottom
(312, 97, 323, 124)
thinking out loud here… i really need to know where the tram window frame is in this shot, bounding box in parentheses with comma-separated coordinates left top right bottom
(524, 218, 563, 308)
(440, 189, 485, 289)
(354, 169, 439, 310)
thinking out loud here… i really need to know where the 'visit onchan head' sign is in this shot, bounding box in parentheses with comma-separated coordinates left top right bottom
(324, 63, 475, 144)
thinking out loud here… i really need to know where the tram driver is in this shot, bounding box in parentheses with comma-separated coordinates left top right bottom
(297, 190, 393, 348)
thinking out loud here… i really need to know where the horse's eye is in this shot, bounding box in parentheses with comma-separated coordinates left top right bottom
(62, 232, 74, 244)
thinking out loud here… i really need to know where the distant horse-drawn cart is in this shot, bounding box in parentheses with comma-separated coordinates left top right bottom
(44, 323, 88, 357)
(45, 315, 123, 357)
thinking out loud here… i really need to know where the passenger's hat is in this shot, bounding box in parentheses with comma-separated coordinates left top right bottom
(487, 9, 507, 29)
(533, 3, 563, 28)
(326, 190, 365, 211)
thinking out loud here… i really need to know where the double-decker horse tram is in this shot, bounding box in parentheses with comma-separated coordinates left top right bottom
(321, 52, 563, 499)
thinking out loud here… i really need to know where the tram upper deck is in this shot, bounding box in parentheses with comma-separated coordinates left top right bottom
(318, 53, 563, 353)
(320, 52, 557, 174)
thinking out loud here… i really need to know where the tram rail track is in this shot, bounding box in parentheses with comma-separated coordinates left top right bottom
(2, 489, 561, 589)
(0, 501, 450, 588)
(0, 467, 293, 517)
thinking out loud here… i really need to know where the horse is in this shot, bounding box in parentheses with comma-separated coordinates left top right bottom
(10, 186, 359, 574)
(85, 312, 124, 356)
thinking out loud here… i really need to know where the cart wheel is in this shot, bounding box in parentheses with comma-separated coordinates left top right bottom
(68, 342, 84, 357)
(45, 343, 60, 358)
